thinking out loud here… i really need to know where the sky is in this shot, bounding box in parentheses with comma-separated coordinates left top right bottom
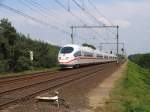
(0, 0, 150, 55)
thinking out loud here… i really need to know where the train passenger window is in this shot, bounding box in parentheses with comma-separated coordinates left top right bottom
(84, 52, 93, 57)
(60, 47, 74, 53)
(97, 54, 103, 59)
(74, 51, 81, 57)
(104, 56, 108, 59)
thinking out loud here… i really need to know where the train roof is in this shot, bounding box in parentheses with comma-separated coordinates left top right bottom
(62, 44, 117, 57)
(63, 44, 80, 48)
(63, 44, 94, 51)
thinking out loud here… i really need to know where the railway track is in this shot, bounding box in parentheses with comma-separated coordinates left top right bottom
(0, 63, 114, 109)
(0, 64, 103, 85)
(0, 70, 59, 85)
(0, 64, 105, 94)
(0, 64, 103, 94)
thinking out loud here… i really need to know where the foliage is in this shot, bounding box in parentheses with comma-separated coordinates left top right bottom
(128, 53, 150, 69)
(118, 54, 126, 60)
(0, 18, 60, 73)
(138, 54, 150, 69)
(82, 43, 96, 50)
(105, 61, 150, 112)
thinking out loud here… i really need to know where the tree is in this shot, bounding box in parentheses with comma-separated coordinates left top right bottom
(128, 53, 150, 69)
(138, 53, 150, 68)
(0, 18, 60, 73)
(15, 56, 31, 72)
(0, 19, 17, 46)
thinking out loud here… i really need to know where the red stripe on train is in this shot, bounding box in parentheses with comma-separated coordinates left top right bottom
(59, 56, 97, 64)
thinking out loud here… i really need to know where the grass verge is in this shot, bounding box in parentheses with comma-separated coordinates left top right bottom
(104, 61, 150, 112)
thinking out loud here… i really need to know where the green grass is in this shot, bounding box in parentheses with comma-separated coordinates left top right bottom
(105, 61, 150, 112)
(0, 67, 59, 78)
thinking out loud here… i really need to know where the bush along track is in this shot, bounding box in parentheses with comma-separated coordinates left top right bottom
(105, 61, 150, 112)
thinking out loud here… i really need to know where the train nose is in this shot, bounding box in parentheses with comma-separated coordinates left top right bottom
(59, 56, 69, 60)
(66, 57, 69, 59)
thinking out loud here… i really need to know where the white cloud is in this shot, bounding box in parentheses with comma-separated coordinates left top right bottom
(113, 20, 131, 28)
(97, 16, 111, 25)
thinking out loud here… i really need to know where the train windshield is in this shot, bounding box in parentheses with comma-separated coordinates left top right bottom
(60, 47, 74, 54)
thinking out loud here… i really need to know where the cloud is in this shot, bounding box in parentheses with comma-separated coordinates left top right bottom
(97, 16, 111, 25)
(113, 20, 131, 28)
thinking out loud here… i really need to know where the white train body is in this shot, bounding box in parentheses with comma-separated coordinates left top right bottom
(58, 44, 117, 68)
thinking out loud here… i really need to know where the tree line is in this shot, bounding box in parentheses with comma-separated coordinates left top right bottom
(128, 53, 150, 69)
(0, 19, 60, 72)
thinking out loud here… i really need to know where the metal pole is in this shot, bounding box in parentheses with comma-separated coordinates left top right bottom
(123, 42, 124, 54)
(71, 26, 74, 44)
(117, 25, 119, 62)
(70, 25, 121, 50)
(99, 43, 103, 51)
(117, 26, 119, 55)
(68, 0, 70, 11)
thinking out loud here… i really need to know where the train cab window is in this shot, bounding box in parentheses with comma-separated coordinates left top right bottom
(74, 51, 81, 57)
(60, 47, 74, 54)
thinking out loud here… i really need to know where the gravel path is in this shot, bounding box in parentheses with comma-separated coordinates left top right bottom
(85, 62, 127, 112)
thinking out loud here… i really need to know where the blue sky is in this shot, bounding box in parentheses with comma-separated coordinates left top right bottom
(0, 0, 150, 54)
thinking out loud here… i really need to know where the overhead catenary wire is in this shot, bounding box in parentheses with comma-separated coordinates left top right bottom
(54, 0, 93, 42)
(81, 0, 117, 42)
(18, 0, 47, 19)
(87, 0, 116, 36)
(19, 0, 70, 30)
(47, 0, 93, 43)
(0, 3, 70, 35)
(72, 0, 104, 26)
(27, 0, 59, 19)
(0, 1, 114, 46)
(88, 0, 113, 25)
(54, 0, 108, 43)
(71, 0, 110, 42)
(54, 0, 86, 25)
(55, 0, 68, 11)
(25, 0, 70, 26)
(15, 0, 110, 43)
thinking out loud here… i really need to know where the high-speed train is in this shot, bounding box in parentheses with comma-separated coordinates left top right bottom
(58, 44, 117, 68)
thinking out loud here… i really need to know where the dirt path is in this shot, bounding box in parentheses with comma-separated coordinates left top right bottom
(84, 62, 127, 112)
